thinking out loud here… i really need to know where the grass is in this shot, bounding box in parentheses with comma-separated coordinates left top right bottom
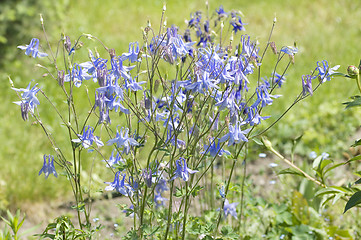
(1, 0, 361, 215)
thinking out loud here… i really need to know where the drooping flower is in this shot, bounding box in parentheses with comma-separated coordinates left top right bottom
(230, 16, 247, 33)
(105, 149, 124, 168)
(121, 42, 141, 63)
(39, 154, 57, 179)
(302, 75, 314, 96)
(17, 38, 48, 58)
(203, 138, 230, 157)
(154, 191, 168, 208)
(72, 126, 103, 149)
(280, 46, 298, 56)
(272, 72, 286, 88)
(224, 199, 238, 219)
(316, 60, 340, 82)
(107, 127, 140, 155)
(220, 121, 250, 146)
(104, 171, 134, 197)
(64, 64, 92, 87)
(12, 82, 41, 121)
(171, 157, 198, 182)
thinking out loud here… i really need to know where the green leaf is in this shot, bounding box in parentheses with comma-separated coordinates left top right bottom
(252, 138, 263, 145)
(344, 191, 361, 213)
(344, 155, 361, 164)
(343, 95, 361, 109)
(355, 178, 361, 184)
(191, 186, 204, 197)
(277, 168, 305, 177)
(351, 139, 361, 147)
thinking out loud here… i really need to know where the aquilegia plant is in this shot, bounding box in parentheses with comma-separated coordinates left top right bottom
(11, 4, 340, 239)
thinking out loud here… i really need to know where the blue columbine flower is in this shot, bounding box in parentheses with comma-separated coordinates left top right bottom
(230, 16, 247, 33)
(104, 171, 134, 197)
(39, 154, 58, 179)
(105, 149, 124, 168)
(316, 60, 340, 82)
(64, 64, 92, 87)
(302, 75, 314, 96)
(171, 157, 198, 182)
(12, 82, 41, 121)
(224, 199, 238, 219)
(17, 38, 48, 58)
(203, 138, 231, 157)
(272, 72, 286, 88)
(280, 46, 298, 56)
(154, 191, 168, 208)
(124, 77, 146, 92)
(72, 126, 103, 149)
(121, 42, 141, 63)
(107, 127, 140, 155)
(220, 121, 251, 146)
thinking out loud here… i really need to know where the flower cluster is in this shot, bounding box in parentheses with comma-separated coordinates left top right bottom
(13, 4, 342, 238)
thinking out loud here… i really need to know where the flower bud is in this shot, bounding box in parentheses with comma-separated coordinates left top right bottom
(57, 70, 65, 87)
(347, 65, 359, 79)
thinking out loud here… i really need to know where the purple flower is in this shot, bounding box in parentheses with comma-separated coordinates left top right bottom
(124, 77, 146, 92)
(220, 121, 251, 146)
(183, 71, 219, 94)
(302, 75, 314, 96)
(244, 106, 270, 126)
(203, 138, 230, 157)
(12, 82, 40, 121)
(121, 42, 141, 63)
(39, 154, 57, 179)
(104, 171, 134, 197)
(316, 60, 340, 82)
(216, 5, 227, 18)
(154, 191, 168, 208)
(272, 72, 286, 88)
(107, 127, 140, 155)
(224, 199, 238, 219)
(280, 46, 298, 56)
(143, 168, 152, 188)
(105, 150, 124, 168)
(64, 64, 92, 87)
(18, 38, 48, 58)
(171, 157, 198, 182)
(72, 126, 103, 149)
(230, 16, 247, 33)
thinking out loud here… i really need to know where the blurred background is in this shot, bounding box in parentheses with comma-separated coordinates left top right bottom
(1, 0, 361, 219)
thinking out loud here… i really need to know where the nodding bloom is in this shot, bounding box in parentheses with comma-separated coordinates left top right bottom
(121, 42, 141, 63)
(72, 126, 103, 149)
(203, 138, 231, 157)
(124, 77, 146, 92)
(230, 16, 247, 33)
(171, 157, 198, 182)
(106, 127, 140, 155)
(272, 72, 286, 88)
(216, 5, 227, 19)
(104, 171, 134, 197)
(64, 64, 92, 88)
(154, 191, 168, 208)
(17, 38, 48, 58)
(302, 75, 314, 96)
(12, 82, 40, 121)
(224, 199, 238, 219)
(105, 150, 124, 168)
(220, 121, 251, 146)
(316, 60, 340, 83)
(280, 46, 298, 56)
(39, 155, 57, 179)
